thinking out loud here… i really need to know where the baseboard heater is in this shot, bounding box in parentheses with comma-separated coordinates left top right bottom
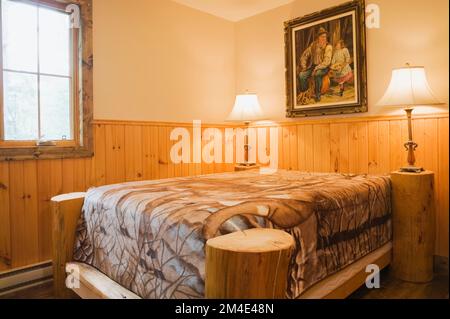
(0, 261, 52, 296)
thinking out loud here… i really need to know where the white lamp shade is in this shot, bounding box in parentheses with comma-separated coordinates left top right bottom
(227, 94, 264, 122)
(377, 66, 442, 107)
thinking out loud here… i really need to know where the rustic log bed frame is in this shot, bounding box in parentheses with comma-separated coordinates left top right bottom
(52, 192, 393, 299)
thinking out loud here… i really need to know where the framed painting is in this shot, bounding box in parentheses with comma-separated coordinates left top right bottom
(285, 0, 367, 117)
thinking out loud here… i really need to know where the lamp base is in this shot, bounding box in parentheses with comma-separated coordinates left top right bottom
(399, 166, 424, 173)
(237, 162, 257, 167)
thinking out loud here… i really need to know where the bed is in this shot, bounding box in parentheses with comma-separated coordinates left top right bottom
(52, 170, 392, 299)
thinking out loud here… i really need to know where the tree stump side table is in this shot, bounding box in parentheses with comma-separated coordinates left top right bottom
(391, 171, 435, 283)
(205, 228, 294, 299)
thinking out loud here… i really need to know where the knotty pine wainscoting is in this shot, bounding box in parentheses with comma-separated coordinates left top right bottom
(0, 114, 448, 273)
(0, 121, 236, 270)
(271, 114, 449, 258)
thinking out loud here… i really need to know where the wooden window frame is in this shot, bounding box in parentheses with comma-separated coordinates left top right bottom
(0, 0, 93, 161)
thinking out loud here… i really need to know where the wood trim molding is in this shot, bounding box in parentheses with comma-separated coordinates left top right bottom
(92, 112, 449, 128)
(252, 113, 449, 127)
(92, 119, 238, 128)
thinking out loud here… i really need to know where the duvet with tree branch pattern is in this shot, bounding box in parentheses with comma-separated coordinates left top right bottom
(73, 170, 392, 299)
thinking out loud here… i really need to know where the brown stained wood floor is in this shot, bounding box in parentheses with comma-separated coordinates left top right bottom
(1, 266, 448, 299)
(0, 281, 57, 299)
(349, 266, 449, 299)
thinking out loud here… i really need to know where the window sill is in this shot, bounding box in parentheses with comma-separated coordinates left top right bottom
(0, 140, 77, 148)
(0, 145, 93, 161)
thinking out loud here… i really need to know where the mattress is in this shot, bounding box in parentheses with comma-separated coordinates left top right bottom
(73, 170, 392, 299)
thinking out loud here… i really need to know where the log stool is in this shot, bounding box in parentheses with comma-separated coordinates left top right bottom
(205, 228, 294, 299)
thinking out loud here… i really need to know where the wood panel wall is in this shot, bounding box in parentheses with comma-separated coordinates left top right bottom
(0, 114, 448, 271)
(0, 121, 236, 270)
(272, 114, 448, 258)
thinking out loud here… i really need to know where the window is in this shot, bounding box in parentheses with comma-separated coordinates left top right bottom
(0, 0, 93, 160)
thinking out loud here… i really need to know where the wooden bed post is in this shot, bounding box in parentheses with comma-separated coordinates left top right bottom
(51, 192, 86, 299)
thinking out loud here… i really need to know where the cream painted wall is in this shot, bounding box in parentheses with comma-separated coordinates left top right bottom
(92, 0, 448, 122)
(235, 0, 449, 121)
(93, 0, 236, 123)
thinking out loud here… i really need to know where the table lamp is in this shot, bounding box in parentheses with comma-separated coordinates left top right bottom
(377, 64, 442, 173)
(227, 93, 264, 167)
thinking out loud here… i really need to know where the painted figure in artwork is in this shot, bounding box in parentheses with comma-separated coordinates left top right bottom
(330, 39, 354, 97)
(298, 27, 333, 102)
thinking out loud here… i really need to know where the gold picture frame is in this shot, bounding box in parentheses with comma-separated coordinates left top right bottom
(285, 0, 367, 117)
